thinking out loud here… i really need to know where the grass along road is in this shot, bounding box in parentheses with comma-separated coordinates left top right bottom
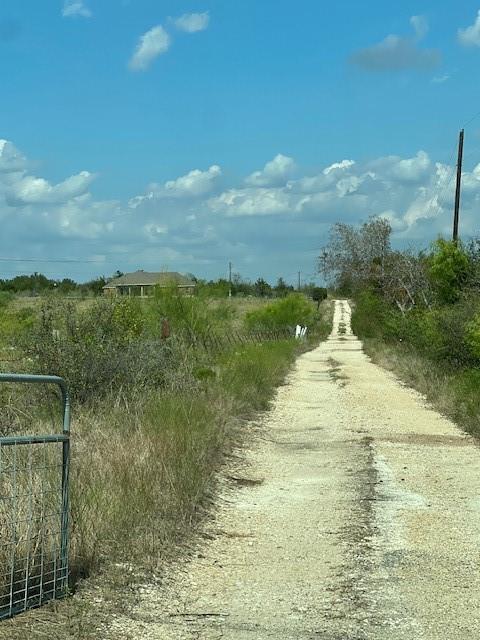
(102, 300, 480, 638)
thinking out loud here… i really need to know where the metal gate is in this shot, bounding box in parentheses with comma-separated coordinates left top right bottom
(0, 374, 70, 620)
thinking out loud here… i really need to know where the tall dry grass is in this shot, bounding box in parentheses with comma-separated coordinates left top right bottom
(67, 338, 304, 579)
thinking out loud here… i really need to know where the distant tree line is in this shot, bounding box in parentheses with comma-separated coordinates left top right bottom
(0, 272, 106, 296)
(0, 270, 328, 300)
(196, 274, 327, 300)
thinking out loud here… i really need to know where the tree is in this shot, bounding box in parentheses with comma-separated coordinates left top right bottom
(319, 217, 432, 312)
(80, 276, 106, 296)
(57, 278, 77, 294)
(312, 287, 328, 309)
(319, 217, 392, 294)
(275, 277, 293, 298)
(0, 272, 56, 294)
(254, 278, 272, 298)
(232, 273, 254, 296)
(381, 250, 432, 312)
(428, 239, 470, 304)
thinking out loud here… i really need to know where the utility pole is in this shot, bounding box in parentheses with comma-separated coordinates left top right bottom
(297, 271, 301, 291)
(228, 261, 232, 298)
(453, 128, 464, 243)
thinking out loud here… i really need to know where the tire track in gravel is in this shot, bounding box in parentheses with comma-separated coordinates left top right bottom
(107, 300, 480, 639)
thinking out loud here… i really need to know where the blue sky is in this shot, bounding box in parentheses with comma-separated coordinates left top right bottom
(2, 1, 480, 284)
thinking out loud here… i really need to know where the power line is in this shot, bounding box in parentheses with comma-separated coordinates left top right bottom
(462, 108, 480, 129)
(421, 142, 459, 223)
(420, 105, 480, 224)
(0, 257, 106, 264)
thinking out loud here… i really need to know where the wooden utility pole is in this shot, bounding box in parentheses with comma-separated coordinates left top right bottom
(297, 271, 301, 291)
(453, 128, 464, 243)
(228, 261, 232, 298)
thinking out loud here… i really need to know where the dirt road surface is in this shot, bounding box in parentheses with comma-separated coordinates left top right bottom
(110, 300, 480, 639)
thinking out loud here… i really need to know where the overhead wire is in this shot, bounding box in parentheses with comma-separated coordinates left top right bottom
(462, 108, 480, 129)
(0, 257, 106, 264)
(413, 105, 480, 226)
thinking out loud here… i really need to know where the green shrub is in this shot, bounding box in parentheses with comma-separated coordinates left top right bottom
(24, 298, 193, 403)
(351, 290, 389, 339)
(353, 288, 480, 367)
(432, 299, 478, 365)
(0, 292, 13, 310)
(0, 302, 35, 350)
(465, 312, 480, 360)
(111, 297, 145, 341)
(146, 287, 235, 340)
(244, 293, 315, 331)
(428, 239, 471, 304)
(312, 287, 328, 308)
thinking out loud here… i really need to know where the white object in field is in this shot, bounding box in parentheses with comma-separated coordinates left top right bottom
(295, 325, 302, 339)
(301, 326, 307, 337)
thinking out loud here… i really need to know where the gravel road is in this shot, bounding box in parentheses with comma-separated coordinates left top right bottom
(109, 299, 480, 639)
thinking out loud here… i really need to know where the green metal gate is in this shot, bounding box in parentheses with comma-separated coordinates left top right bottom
(0, 374, 71, 620)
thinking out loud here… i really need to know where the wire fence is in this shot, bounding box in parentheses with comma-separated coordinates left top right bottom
(184, 327, 294, 353)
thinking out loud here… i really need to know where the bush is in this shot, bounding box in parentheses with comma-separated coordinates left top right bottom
(0, 300, 35, 350)
(146, 287, 235, 341)
(244, 294, 315, 331)
(351, 290, 389, 339)
(312, 287, 328, 308)
(432, 298, 478, 365)
(0, 292, 13, 310)
(428, 239, 471, 304)
(353, 289, 480, 367)
(465, 312, 480, 360)
(24, 298, 194, 403)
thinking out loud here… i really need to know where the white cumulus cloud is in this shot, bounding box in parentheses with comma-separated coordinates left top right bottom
(209, 188, 291, 217)
(368, 151, 431, 184)
(174, 12, 210, 33)
(128, 25, 171, 72)
(0, 140, 27, 173)
(389, 150, 431, 183)
(62, 1, 92, 18)
(161, 165, 221, 197)
(246, 154, 296, 187)
(323, 159, 355, 175)
(6, 171, 95, 205)
(458, 10, 480, 47)
(130, 165, 221, 207)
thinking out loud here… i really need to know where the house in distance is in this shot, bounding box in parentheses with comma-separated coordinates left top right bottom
(103, 270, 196, 297)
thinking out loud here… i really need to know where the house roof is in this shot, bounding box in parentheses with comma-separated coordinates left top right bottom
(103, 271, 195, 288)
